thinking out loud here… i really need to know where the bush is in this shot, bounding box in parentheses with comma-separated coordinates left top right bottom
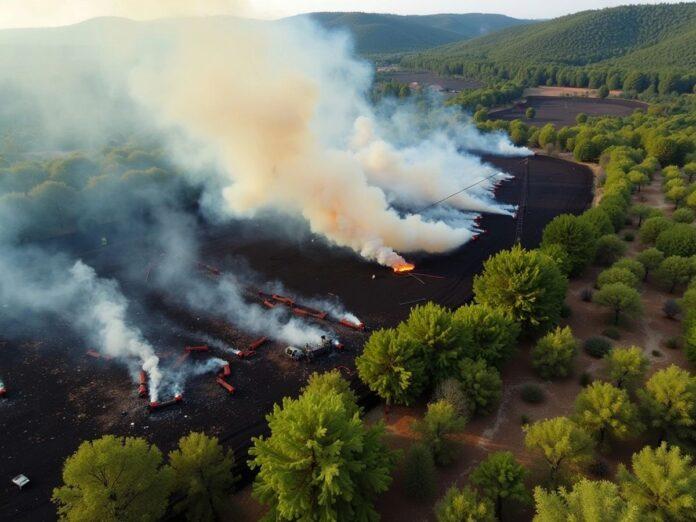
(651, 349, 663, 357)
(403, 444, 436, 503)
(587, 459, 610, 478)
(665, 337, 680, 349)
(521, 384, 545, 404)
(433, 378, 472, 418)
(655, 223, 696, 257)
(583, 337, 612, 358)
(623, 231, 635, 242)
(597, 267, 639, 289)
(532, 326, 577, 379)
(663, 299, 680, 319)
(672, 207, 695, 223)
(602, 327, 621, 340)
(581, 288, 593, 302)
(612, 258, 646, 281)
(525, 107, 536, 119)
(595, 235, 627, 265)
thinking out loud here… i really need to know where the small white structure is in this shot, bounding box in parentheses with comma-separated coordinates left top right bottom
(12, 474, 30, 490)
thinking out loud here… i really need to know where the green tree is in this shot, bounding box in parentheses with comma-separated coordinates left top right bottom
(628, 170, 649, 191)
(402, 443, 436, 503)
(594, 283, 643, 325)
(605, 346, 648, 389)
(473, 245, 567, 332)
(526, 107, 536, 119)
(672, 207, 695, 223)
(638, 365, 696, 442)
(629, 204, 652, 226)
(597, 267, 639, 289)
(471, 451, 529, 519)
(356, 327, 427, 406)
(646, 136, 679, 166)
(575, 113, 588, 124)
(249, 373, 397, 521)
(636, 247, 665, 280)
(402, 302, 459, 381)
(656, 255, 693, 293)
(574, 382, 641, 444)
(666, 185, 687, 207)
(541, 214, 597, 275)
(639, 216, 673, 244)
(618, 443, 696, 521)
(52, 435, 172, 522)
(623, 71, 648, 92)
(597, 85, 609, 98)
(539, 124, 557, 148)
(532, 479, 641, 522)
(579, 207, 614, 237)
(531, 326, 577, 379)
(413, 400, 467, 466)
(168, 432, 236, 521)
(435, 486, 495, 522)
(457, 358, 502, 415)
(452, 304, 520, 368)
(656, 223, 696, 257)
(523, 417, 594, 483)
(612, 258, 646, 281)
(574, 138, 597, 162)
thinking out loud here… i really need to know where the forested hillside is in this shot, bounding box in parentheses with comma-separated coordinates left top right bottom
(294, 12, 533, 54)
(404, 3, 696, 78)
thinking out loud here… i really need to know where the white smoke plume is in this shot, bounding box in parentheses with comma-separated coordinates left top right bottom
(127, 18, 520, 268)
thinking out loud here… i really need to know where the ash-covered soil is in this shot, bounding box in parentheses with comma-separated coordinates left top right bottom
(0, 154, 592, 521)
(490, 96, 648, 127)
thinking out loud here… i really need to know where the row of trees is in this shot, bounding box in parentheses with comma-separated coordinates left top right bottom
(52, 432, 236, 521)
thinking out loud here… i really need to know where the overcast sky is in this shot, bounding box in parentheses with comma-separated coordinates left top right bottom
(0, 0, 685, 29)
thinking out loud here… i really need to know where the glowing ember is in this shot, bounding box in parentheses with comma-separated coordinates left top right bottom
(393, 262, 415, 273)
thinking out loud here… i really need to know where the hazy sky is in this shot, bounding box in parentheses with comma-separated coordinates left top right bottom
(0, 0, 685, 29)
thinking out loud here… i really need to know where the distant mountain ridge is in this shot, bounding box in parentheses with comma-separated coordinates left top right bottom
(291, 12, 535, 54)
(407, 3, 696, 70)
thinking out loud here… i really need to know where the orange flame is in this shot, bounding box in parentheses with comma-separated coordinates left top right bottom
(393, 262, 415, 273)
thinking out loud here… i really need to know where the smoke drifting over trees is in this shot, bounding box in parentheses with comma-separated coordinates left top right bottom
(0, 13, 526, 399)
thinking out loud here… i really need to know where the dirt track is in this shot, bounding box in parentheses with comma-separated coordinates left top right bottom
(0, 154, 592, 521)
(490, 96, 648, 127)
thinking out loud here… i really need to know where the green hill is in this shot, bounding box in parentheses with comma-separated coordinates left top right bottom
(407, 3, 696, 70)
(293, 12, 534, 54)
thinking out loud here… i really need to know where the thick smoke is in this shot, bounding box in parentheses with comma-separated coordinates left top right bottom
(127, 18, 525, 268)
(0, 11, 527, 401)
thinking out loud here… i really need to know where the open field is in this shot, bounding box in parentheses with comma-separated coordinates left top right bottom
(490, 96, 648, 127)
(0, 154, 592, 521)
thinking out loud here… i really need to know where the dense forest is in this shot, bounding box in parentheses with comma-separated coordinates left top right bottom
(402, 3, 696, 94)
(294, 12, 533, 54)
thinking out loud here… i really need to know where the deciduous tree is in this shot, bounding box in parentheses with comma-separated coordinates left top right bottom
(435, 486, 495, 522)
(531, 326, 577, 379)
(471, 451, 529, 519)
(52, 435, 172, 522)
(413, 400, 467, 466)
(541, 214, 597, 275)
(594, 283, 643, 325)
(452, 304, 520, 368)
(457, 358, 502, 415)
(574, 382, 641, 444)
(636, 247, 664, 280)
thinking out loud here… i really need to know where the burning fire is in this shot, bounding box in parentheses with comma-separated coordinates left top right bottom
(393, 262, 415, 273)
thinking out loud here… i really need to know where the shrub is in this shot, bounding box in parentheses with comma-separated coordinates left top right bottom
(521, 384, 545, 404)
(655, 223, 696, 257)
(581, 288, 593, 302)
(663, 299, 680, 319)
(672, 207, 695, 223)
(433, 378, 472, 418)
(639, 216, 674, 244)
(595, 235, 627, 266)
(596, 267, 639, 289)
(584, 337, 612, 358)
(612, 258, 646, 281)
(652, 349, 663, 357)
(413, 400, 467, 466)
(623, 231, 635, 242)
(457, 358, 502, 415)
(602, 327, 621, 340)
(531, 326, 577, 379)
(587, 459, 610, 478)
(525, 107, 536, 119)
(665, 337, 680, 349)
(403, 444, 436, 503)
(520, 414, 531, 425)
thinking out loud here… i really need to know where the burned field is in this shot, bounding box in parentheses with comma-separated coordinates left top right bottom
(490, 95, 648, 127)
(0, 154, 592, 521)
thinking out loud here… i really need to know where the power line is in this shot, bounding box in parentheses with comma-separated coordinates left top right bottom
(413, 171, 504, 214)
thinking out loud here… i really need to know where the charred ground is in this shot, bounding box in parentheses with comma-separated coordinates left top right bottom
(0, 154, 592, 521)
